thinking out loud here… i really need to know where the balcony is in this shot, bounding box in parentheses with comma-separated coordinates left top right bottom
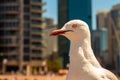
(31, 23, 46, 29)
(31, 24, 45, 29)
(31, 38, 43, 43)
(30, 53, 42, 57)
(1, 43, 18, 47)
(30, 60, 43, 66)
(0, 2, 18, 6)
(31, 28, 43, 34)
(31, 44, 43, 50)
(31, 2, 45, 7)
(0, 27, 18, 31)
(31, 40, 43, 45)
(0, 37, 18, 47)
(31, 9, 45, 14)
(0, 36, 17, 40)
(0, 22, 19, 30)
(7, 60, 19, 65)
(8, 51, 18, 55)
(31, 32, 43, 36)
(31, 17, 45, 22)
(6, 27, 18, 31)
(0, 11, 19, 14)
(0, 19, 19, 22)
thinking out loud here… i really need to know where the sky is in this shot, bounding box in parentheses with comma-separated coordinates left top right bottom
(42, 0, 58, 24)
(42, 0, 120, 30)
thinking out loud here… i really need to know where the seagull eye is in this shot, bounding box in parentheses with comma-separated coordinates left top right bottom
(72, 23, 77, 29)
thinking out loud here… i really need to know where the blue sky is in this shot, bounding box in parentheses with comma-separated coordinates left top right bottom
(42, 0, 58, 23)
(42, 0, 120, 29)
(92, 0, 120, 29)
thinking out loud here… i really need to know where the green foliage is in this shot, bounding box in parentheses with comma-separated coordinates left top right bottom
(47, 58, 62, 73)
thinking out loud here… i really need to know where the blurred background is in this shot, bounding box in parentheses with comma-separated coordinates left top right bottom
(0, 0, 120, 79)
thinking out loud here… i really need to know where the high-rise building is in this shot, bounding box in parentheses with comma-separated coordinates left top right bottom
(92, 29, 108, 67)
(96, 11, 108, 30)
(58, 0, 92, 68)
(44, 18, 58, 57)
(107, 4, 120, 72)
(93, 11, 109, 68)
(0, 0, 47, 74)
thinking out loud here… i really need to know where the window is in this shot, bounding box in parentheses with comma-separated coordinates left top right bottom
(32, 42, 42, 47)
(4, 30, 17, 36)
(24, 31, 29, 36)
(4, 38, 12, 44)
(32, 35, 42, 40)
(24, 47, 30, 53)
(0, 31, 4, 36)
(112, 11, 120, 18)
(32, 50, 42, 54)
(24, 39, 30, 44)
(0, 7, 4, 12)
(31, 0, 41, 2)
(24, 7, 30, 12)
(31, 57, 42, 60)
(0, 6, 19, 11)
(2, 6, 19, 11)
(24, 0, 30, 4)
(24, 55, 30, 61)
(24, 22, 30, 28)
(32, 13, 41, 17)
(10, 0, 16, 2)
(0, 39, 4, 44)
(32, 20, 42, 24)
(24, 15, 30, 20)
(0, 14, 18, 19)
(32, 28, 42, 32)
(4, 22, 19, 27)
(0, 22, 4, 26)
(0, 0, 17, 3)
(31, 5, 41, 10)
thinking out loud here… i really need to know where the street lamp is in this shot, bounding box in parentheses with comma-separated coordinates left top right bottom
(2, 58, 8, 74)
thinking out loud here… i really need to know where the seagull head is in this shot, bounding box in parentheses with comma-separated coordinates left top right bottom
(50, 20, 90, 42)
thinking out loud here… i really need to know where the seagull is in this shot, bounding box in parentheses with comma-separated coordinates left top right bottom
(50, 20, 118, 80)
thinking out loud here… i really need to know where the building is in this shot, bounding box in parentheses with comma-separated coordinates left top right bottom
(58, 0, 92, 68)
(93, 10, 109, 68)
(107, 4, 120, 72)
(96, 11, 108, 30)
(92, 29, 108, 67)
(0, 0, 47, 74)
(43, 18, 58, 57)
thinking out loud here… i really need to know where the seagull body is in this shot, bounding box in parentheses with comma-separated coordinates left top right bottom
(50, 20, 118, 80)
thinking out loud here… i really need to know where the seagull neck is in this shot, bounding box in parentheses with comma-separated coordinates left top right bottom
(69, 39, 91, 64)
(69, 38, 91, 57)
(70, 38, 102, 68)
(70, 38, 91, 47)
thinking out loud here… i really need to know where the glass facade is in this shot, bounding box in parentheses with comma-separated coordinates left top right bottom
(58, 0, 92, 68)
(92, 29, 109, 69)
(68, 0, 92, 30)
(110, 4, 120, 72)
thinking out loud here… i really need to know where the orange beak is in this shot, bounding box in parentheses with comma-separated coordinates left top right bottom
(50, 29, 73, 36)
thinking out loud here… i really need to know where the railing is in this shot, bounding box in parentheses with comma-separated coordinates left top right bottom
(30, 1, 46, 7)
(0, 2, 18, 6)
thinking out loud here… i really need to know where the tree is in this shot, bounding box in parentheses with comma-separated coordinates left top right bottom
(47, 58, 61, 73)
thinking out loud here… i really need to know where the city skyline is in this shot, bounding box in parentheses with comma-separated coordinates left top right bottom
(0, 0, 120, 76)
(43, 0, 120, 29)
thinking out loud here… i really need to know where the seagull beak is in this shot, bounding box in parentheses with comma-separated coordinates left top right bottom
(50, 29, 73, 36)
(50, 29, 66, 36)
